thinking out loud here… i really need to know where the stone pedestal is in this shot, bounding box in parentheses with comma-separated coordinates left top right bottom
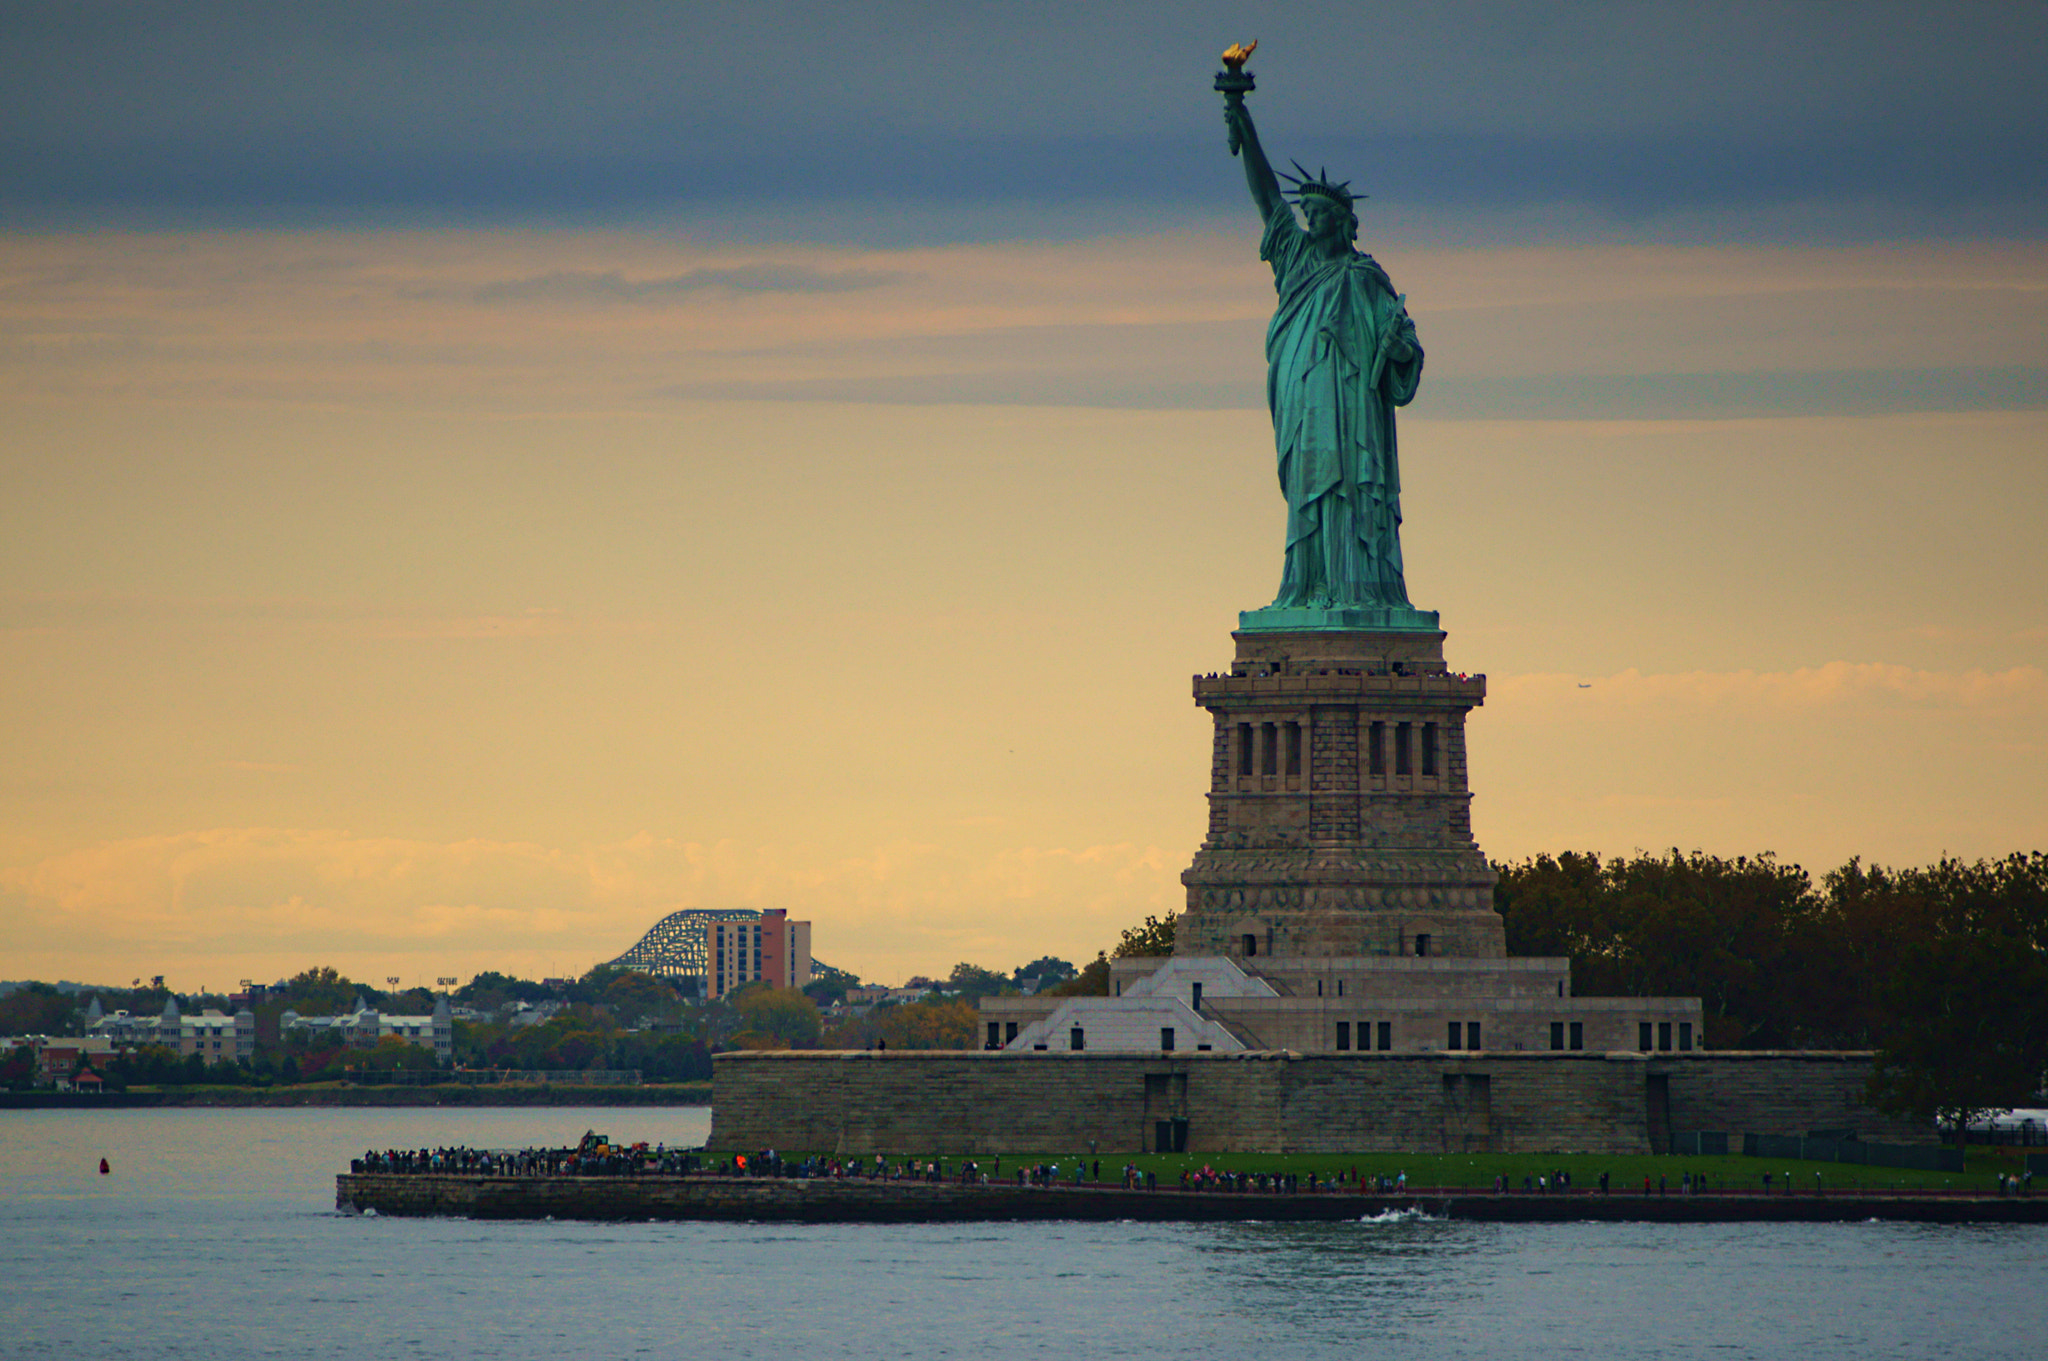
(1178, 627, 1504, 961)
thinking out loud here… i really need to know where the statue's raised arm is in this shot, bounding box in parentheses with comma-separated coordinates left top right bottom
(1215, 43, 1284, 222)
(1224, 101, 1284, 222)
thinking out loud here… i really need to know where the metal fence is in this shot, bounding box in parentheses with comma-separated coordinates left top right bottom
(344, 1068, 643, 1086)
(1670, 1130, 1962, 1172)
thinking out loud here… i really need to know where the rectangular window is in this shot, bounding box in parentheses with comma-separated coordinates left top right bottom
(1005, 1021, 1019, 1043)
(1639, 1022, 1653, 1052)
(1679, 1022, 1694, 1051)
(1369, 721, 1385, 776)
(1378, 1021, 1392, 1051)
(1191, 982, 1202, 1010)
(1284, 721, 1302, 777)
(1069, 1027, 1085, 1052)
(1336, 1022, 1351, 1051)
(1316, 979, 1323, 997)
(1447, 1021, 1462, 1050)
(1396, 722, 1412, 775)
(1658, 1021, 1672, 1052)
(1550, 1021, 1565, 1051)
(1422, 722, 1438, 776)
(1237, 723, 1253, 776)
(987, 1021, 1002, 1049)
(1570, 1021, 1583, 1051)
(1467, 1021, 1482, 1050)
(1160, 1027, 1175, 1051)
(1261, 722, 1278, 776)
(1197, 1044, 1212, 1051)
(1336, 979, 1344, 998)
(1414, 933, 1431, 958)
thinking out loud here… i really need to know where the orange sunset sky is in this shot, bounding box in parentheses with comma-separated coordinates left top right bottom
(4, 4, 2044, 991)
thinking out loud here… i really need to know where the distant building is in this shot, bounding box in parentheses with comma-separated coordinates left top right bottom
(280, 995, 452, 1064)
(87, 997, 255, 1064)
(607, 907, 814, 999)
(709, 909, 811, 1000)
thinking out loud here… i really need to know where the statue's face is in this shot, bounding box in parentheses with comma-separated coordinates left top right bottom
(1304, 198, 1353, 250)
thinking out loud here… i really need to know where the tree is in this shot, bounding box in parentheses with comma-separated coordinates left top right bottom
(599, 970, 683, 1029)
(803, 965, 861, 1008)
(945, 963, 1010, 1001)
(825, 998, 978, 1050)
(729, 983, 822, 1049)
(0, 982, 77, 1037)
(1047, 953, 1110, 997)
(1113, 914, 1177, 959)
(1011, 957, 1075, 988)
(1862, 854, 2048, 1157)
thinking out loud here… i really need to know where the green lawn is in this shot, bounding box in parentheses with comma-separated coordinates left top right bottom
(707, 1147, 2034, 1195)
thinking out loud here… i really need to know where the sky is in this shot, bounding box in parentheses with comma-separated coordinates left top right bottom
(3, 2, 2046, 994)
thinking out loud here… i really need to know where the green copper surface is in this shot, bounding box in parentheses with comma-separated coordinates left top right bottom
(1220, 71, 1434, 632)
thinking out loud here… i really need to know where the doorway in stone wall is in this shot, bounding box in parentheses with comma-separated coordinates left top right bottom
(1441, 1072, 1494, 1153)
(1646, 1073, 1673, 1154)
(1144, 1072, 1188, 1152)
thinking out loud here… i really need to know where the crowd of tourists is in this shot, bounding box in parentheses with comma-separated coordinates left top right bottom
(351, 1131, 697, 1178)
(347, 1138, 2037, 1197)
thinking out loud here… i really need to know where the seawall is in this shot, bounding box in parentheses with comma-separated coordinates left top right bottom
(333, 1174, 2047, 1224)
(708, 1050, 1922, 1157)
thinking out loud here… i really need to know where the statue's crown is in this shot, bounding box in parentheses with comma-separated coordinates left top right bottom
(1280, 161, 1357, 209)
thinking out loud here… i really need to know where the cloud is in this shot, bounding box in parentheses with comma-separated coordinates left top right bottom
(474, 264, 908, 305)
(2, 4, 2044, 238)
(0, 827, 1179, 990)
(8, 229, 2041, 417)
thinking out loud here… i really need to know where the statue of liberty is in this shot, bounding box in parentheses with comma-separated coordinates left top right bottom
(1217, 49, 1435, 631)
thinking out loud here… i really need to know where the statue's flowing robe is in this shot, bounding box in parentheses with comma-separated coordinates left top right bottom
(1260, 202, 1424, 609)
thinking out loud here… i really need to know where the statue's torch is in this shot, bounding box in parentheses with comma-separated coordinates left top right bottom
(1215, 41, 1257, 155)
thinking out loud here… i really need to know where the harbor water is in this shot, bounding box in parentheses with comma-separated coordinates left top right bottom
(3, 1107, 2042, 1359)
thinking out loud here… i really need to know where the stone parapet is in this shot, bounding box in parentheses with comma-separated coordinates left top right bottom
(333, 1173, 2047, 1224)
(708, 1050, 1918, 1158)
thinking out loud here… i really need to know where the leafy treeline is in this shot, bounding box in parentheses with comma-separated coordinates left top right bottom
(1497, 850, 2048, 1129)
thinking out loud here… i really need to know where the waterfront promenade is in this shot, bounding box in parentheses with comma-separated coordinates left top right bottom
(334, 1171, 2046, 1224)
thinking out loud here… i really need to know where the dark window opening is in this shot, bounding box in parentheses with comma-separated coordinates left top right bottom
(1237, 723, 1253, 776)
(1316, 978, 1323, 997)
(1261, 722, 1278, 776)
(1337, 978, 1345, 998)
(1414, 933, 1431, 958)
(1336, 1022, 1351, 1051)
(1467, 1021, 1482, 1050)
(1679, 1022, 1693, 1052)
(1658, 1021, 1672, 1052)
(1197, 1044, 1212, 1051)
(1378, 1021, 1391, 1051)
(1422, 722, 1437, 776)
(1070, 1027, 1085, 1052)
(988, 1021, 1002, 1049)
(1638, 1022, 1653, 1052)
(1160, 1027, 1175, 1051)
(1369, 721, 1385, 776)
(1550, 1021, 1565, 1051)
(1191, 982, 1203, 1010)
(1447, 1021, 1463, 1050)
(1557, 980, 1564, 998)
(1242, 933, 1258, 957)
(1396, 722, 1412, 775)
(1569, 1021, 1583, 1051)
(1033, 1043, 1048, 1051)
(1285, 721, 1302, 777)
(1006, 1021, 1019, 1043)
